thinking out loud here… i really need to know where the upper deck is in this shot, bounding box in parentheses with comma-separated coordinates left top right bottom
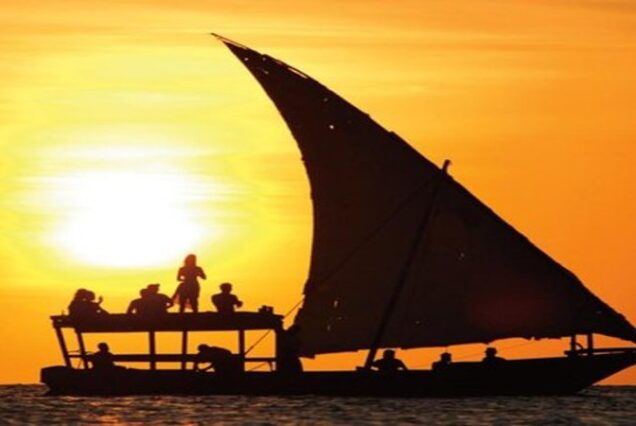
(51, 312, 284, 333)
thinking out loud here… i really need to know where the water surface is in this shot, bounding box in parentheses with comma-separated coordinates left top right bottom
(1, 385, 634, 425)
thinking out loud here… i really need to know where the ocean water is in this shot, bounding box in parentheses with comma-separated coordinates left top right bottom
(0, 385, 635, 425)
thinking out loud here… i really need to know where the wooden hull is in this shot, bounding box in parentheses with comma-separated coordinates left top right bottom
(41, 351, 636, 397)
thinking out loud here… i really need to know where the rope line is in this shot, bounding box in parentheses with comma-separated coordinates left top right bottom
(244, 298, 304, 355)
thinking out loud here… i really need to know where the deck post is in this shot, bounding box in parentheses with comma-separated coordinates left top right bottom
(76, 331, 88, 369)
(587, 333, 594, 356)
(181, 331, 188, 370)
(54, 326, 72, 368)
(149, 331, 156, 370)
(238, 329, 246, 372)
(570, 335, 577, 353)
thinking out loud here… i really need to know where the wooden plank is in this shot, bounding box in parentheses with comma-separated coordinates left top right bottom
(66, 354, 277, 363)
(50, 312, 283, 333)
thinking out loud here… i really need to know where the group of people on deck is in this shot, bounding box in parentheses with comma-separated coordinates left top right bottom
(70, 253, 301, 374)
(369, 347, 506, 373)
(68, 254, 243, 321)
(71, 253, 506, 375)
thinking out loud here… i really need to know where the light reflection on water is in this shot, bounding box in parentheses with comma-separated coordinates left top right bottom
(1, 385, 635, 425)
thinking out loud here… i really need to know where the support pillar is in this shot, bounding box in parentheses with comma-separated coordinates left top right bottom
(570, 335, 577, 353)
(181, 331, 188, 370)
(55, 327, 71, 368)
(587, 333, 594, 356)
(76, 331, 88, 369)
(238, 329, 246, 372)
(149, 331, 156, 370)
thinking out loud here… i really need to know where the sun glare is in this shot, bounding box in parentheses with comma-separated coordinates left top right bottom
(52, 171, 206, 267)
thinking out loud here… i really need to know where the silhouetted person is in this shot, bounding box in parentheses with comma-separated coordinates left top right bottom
(127, 284, 172, 321)
(371, 349, 408, 373)
(212, 282, 243, 314)
(68, 288, 108, 321)
(174, 254, 206, 313)
(68, 288, 89, 317)
(482, 347, 506, 365)
(277, 324, 303, 373)
(432, 352, 452, 370)
(194, 344, 240, 375)
(127, 288, 150, 315)
(145, 283, 173, 316)
(90, 342, 115, 370)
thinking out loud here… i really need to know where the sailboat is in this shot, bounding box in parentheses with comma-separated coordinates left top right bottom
(41, 35, 636, 396)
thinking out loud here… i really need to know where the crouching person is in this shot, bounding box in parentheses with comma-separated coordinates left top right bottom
(194, 344, 242, 376)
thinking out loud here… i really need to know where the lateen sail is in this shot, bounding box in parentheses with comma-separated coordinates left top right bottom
(217, 35, 636, 356)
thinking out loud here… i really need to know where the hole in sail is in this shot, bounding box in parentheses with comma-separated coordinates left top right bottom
(332, 299, 339, 309)
(243, 57, 249, 62)
(260, 68, 270, 75)
(326, 324, 332, 332)
(458, 252, 466, 261)
(288, 66, 309, 79)
(328, 124, 336, 130)
(323, 97, 330, 103)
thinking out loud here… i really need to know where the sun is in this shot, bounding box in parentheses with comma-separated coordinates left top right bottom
(52, 170, 206, 267)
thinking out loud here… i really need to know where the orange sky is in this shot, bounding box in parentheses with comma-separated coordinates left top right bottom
(1, 0, 635, 384)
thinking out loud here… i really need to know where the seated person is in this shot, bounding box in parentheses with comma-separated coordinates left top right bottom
(194, 344, 240, 375)
(371, 349, 408, 373)
(127, 284, 172, 320)
(211, 283, 243, 314)
(90, 342, 116, 370)
(69, 288, 89, 317)
(145, 283, 173, 315)
(68, 288, 108, 320)
(482, 347, 506, 365)
(127, 288, 150, 315)
(432, 352, 452, 370)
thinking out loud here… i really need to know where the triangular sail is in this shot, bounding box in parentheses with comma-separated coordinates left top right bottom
(217, 35, 636, 356)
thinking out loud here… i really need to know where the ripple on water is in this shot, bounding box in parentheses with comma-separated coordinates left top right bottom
(0, 385, 635, 425)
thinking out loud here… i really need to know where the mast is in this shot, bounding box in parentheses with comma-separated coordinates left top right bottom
(364, 160, 450, 368)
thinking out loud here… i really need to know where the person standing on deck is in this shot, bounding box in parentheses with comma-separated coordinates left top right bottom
(173, 254, 206, 313)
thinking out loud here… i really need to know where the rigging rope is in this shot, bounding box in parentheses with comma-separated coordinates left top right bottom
(244, 298, 304, 355)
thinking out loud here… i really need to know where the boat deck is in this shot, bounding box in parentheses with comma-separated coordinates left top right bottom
(52, 311, 283, 332)
(50, 312, 284, 371)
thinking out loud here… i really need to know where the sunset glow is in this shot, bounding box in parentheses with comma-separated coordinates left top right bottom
(1, 0, 635, 385)
(51, 170, 204, 267)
